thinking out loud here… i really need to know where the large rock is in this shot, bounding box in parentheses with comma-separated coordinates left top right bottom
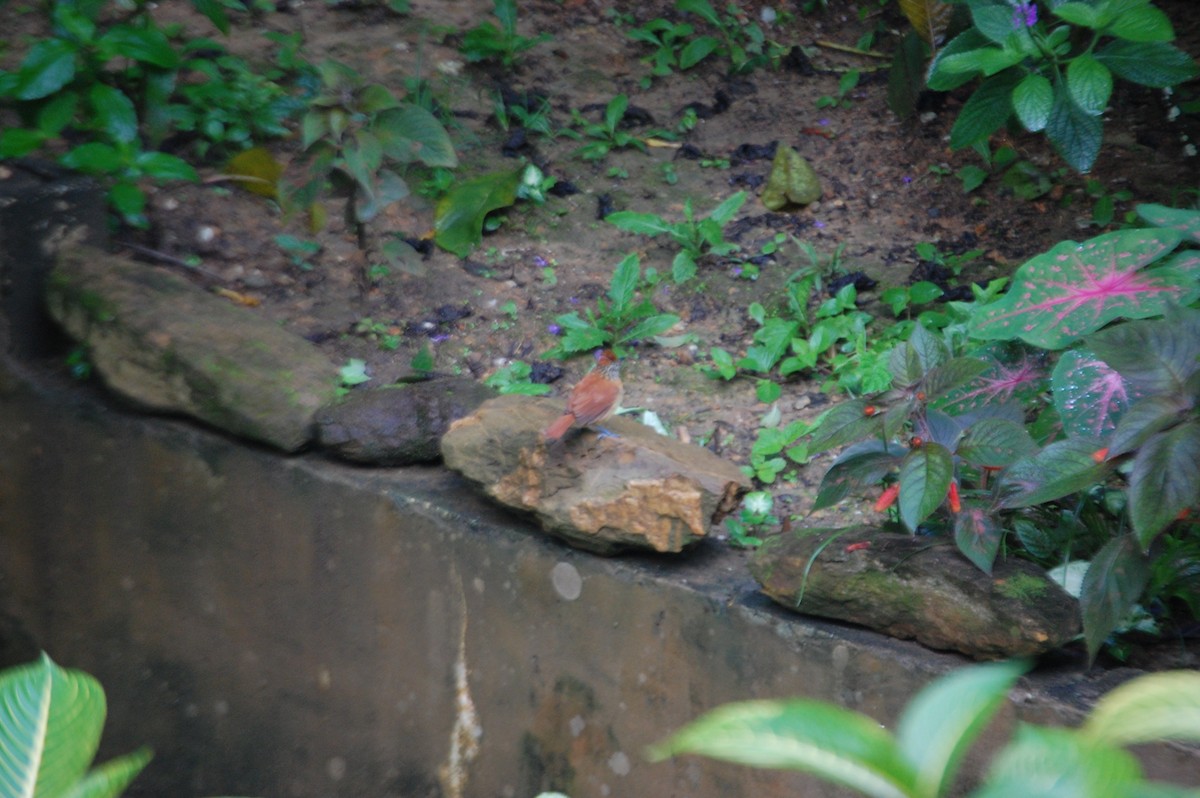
(316, 378, 497, 465)
(45, 247, 338, 451)
(750, 528, 1081, 660)
(441, 395, 750, 555)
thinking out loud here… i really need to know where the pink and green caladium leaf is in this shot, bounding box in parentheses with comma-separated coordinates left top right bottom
(969, 228, 1197, 349)
(997, 437, 1113, 509)
(1128, 419, 1200, 549)
(1137, 202, 1200, 244)
(1080, 535, 1149, 666)
(898, 442, 954, 531)
(934, 355, 1047, 417)
(1051, 350, 1139, 439)
(954, 503, 1002, 574)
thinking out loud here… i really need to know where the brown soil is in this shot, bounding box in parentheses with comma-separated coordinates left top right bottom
(50, 3, 1200, 541)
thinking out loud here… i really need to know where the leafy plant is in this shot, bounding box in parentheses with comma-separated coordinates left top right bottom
(485, 360, 553, 395)
(624, 15, 713, 77)
(435, 163, 549, 257)
(674, 0, 786, 74)
(650, 660, 1200, 798)
(605, 191, 747, 283)
(724, 490, 778, 547)
(0, 1, 222, 224)
(0, 653, 151, 798)
(817, 69, 861, 109)
(459, 0, 551, 67)
(288, 59, 457, 234)
(544, 253, 680, 358)
(570, 94, 665, 161)
(801, 205, 1200, 661)
(926, 0, 1199, 172)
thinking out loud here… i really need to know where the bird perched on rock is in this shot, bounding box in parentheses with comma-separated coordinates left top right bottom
(542, 349, 622, 442)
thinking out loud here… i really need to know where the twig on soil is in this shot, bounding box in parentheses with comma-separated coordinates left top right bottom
(116, 240, 227, 283)
(815, 40, 890, 59)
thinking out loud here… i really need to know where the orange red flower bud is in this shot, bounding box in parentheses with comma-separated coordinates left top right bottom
(1092, 447, 1109, 463)
(947, 480, 961, 513)
(874, 484, 900, 512)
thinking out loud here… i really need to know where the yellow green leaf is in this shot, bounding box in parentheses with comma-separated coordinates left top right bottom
(898, 0, 955, 46)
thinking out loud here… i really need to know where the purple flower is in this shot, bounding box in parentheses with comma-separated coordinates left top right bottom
(547, 323, 562, 335)
(818, 118, 830, 127)
(731, 266, 743, 277)
(430, 333, 450, 343)
(1012, 1, 1037, 29)
(902, 175, 913, 184)
(813, 220, 826, 229)
(533, 255, 549, 268)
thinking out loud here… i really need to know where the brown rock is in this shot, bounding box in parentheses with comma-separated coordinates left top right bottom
(44, 247, 338, 451)
(750, 527, 1081, 660)
(316, 379, 497, 465)
(441, 395, 750, 554)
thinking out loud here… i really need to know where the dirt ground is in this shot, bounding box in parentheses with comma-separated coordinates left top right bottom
(40, 3, 1200, 532)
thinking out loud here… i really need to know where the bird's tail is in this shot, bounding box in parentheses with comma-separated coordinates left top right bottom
(542, 413, 575, 442)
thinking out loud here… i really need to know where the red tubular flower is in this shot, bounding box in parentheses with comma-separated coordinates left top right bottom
(874, 484, 900, 512)
(947, 481, 961, 513)
(1092, 447, 1109, 463)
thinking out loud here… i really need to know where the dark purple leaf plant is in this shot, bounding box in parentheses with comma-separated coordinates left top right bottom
(801, 203, 1200, 662)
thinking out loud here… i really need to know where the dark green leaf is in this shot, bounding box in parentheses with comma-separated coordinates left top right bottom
(998, 438, 1113, 509)
(373, 105, 457, 167)
(604, 94, 629, 132)
(927, 28, 993, 90)
(898, 442, 954, 531)
(921, 357, 989, 400)
(108, 180, 146, 220)
(1108, 394, 1191, 457)
(949, 69, 1020, 150)
(1046, 80, 1103, 172)
(36, 91, 78, 135)
(672, 251, 697, 284)
(15, 39, 76, 100)
(1128, 420, 1200, 548)
(60, 142, 121, 173)
(1066, 54, 1112, 116)
(888, 32, 930, 120)
(679, 36, 719, 69)
(621, 313, 680, 344)
(1012, 72, 1053, 132)
(814, 443, 905, 510)
(1088, 310, 1200, 394)
(1105, 3, 1174, 42)
(806, 399, 879, 456)
(1080, 535, 1150, 665)
(89, 84, 137, 144)
(0, 129, 47, 157)
(956, 418, 1037, 468)
(97, 26, 179, 68)
(434, 168, 522, 257)
(134, 151, 198, 182)
(190, 0, 231, 34)
(606, 211, 675, 236)
(1094, 40, 1198, 88)
(954, 505, 1001, 573)
(609, 252, 640, 311)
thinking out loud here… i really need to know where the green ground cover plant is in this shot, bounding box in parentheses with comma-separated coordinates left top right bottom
(458, 0, 550, 68)
(651, 660, 1200, 798)
(800, 204, 1200, 662)
(926, 0, 1199, 172)
(605, 191, 747, 283)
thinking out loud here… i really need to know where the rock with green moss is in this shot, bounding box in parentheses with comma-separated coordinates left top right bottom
(45, 247, 339, 451)
(749, 527, 1080, 660)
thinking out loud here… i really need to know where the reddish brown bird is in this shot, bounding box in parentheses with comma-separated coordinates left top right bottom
(542, 349, 623, 442)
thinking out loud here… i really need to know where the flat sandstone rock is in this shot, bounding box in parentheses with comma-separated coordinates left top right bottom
(45, 247, 338, 451)
(441, 395, 751, 554)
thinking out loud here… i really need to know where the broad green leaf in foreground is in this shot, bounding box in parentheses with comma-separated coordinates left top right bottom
(0, 653, 151, 798)
(647, 699, 916, 798)
(1083, 670, 1200, 747)
(896, 659, 1026, 798)
(969, 228, 1194, 349)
